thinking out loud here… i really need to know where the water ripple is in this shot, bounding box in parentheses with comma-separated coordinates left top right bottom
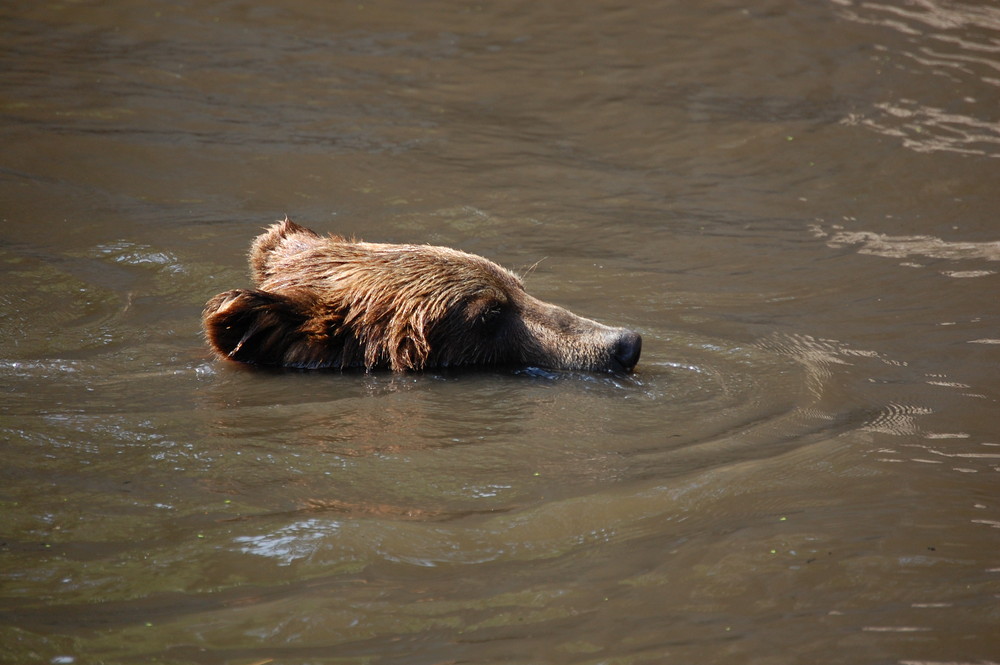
(835, 0, 1000, 157)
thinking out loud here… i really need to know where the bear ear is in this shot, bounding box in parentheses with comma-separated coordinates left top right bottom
(249, 218, 322, 286)
(202, 288, 348, 369)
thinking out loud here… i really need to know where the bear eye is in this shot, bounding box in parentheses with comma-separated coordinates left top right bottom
(477, 303, 505, 332)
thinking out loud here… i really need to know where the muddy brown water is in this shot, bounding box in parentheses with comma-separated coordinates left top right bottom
(2, 1, 999, 663)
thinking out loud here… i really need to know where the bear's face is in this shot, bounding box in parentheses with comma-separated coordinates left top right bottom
(203, 219, 641, 373)
(425, 281, 642, 373)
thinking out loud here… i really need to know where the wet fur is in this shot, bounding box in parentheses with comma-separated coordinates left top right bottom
(203, 219, 641, 372)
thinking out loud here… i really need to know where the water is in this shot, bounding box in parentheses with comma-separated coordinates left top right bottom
(2, 1, 999, 663)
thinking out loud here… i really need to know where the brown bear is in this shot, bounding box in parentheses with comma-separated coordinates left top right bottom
(202, 218, 641, 373)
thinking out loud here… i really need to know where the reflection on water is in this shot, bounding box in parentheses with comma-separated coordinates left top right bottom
(234, 518, 341, 567)
(835, 0, 1000, 158)
(846, 99, 1000, 157)
(2, 0, 1000, 663)
(865, 402, 934, 436)
(811, 223, 1000, 277)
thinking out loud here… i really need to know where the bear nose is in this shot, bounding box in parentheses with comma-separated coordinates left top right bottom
(613, 330, 642, 371)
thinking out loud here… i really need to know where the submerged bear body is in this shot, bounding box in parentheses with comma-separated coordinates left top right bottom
(203, 219, 641, 373)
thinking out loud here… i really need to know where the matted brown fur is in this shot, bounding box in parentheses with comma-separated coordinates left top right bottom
(202, 219, 641, 372)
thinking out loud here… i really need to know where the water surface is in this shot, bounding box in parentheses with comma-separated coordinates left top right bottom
(2, 1, 999, 663)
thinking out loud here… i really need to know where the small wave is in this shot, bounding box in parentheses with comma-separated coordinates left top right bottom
(843, 100, 1000, 159)
(93, 240, 187, 274)
(834, 0, 1000, 158)
(832, 0, 1000, 36)
(811, 224, 1000, 262)
(863, 402, 933, 436)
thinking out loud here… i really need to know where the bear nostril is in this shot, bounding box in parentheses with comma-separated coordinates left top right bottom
(613, 330, 642, 371)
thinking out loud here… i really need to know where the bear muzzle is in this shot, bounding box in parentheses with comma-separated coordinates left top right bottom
(612, 330, 643, 372)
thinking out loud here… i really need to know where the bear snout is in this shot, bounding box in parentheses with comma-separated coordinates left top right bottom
(612, 330, 643, 372)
